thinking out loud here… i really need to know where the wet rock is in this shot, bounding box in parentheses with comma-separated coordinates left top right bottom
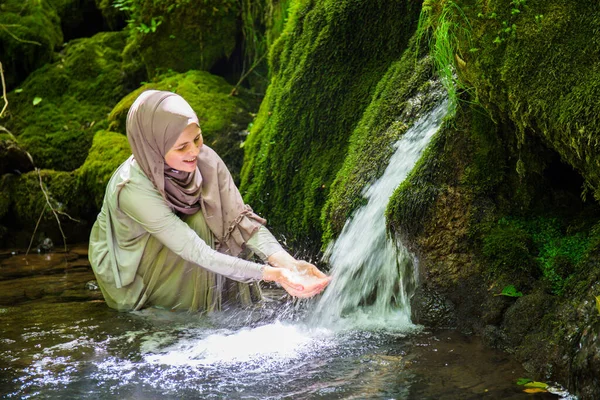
(501, 290, 556, 350)
(85, 280, 99, 291)
(37, 237, 54, 253)
(411, 285, 457, 329)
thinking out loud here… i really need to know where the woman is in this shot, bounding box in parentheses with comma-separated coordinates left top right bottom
(89, 90, 329, 312)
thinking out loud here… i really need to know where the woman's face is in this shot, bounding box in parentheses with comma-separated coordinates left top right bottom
(164, 124, 203, 172)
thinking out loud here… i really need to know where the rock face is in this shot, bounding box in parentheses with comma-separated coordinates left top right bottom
(383, 1, 600, 397)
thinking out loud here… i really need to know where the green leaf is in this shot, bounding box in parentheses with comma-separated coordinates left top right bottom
(15, 88, 23, 93)
(32, 97, 42, 106)
(517, 378, 532, 385)
(496, 285, 523, 297)
(595, 295, 600, 316)
(524, 381, 549, 389)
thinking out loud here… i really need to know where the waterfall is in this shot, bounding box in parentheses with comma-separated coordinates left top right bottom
(311, 100, 448, 330)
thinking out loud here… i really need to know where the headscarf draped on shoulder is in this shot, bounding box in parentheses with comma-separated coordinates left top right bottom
(126, 90, 266, 256)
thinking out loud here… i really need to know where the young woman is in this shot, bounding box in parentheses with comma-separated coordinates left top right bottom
(89, 90, 329, 312)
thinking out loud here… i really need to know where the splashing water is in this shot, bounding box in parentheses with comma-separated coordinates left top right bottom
(311, 100, 449, 330)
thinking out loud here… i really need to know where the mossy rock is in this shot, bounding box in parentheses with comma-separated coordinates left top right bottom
(5, 31, 129, 171)
(320, 37, 441, 245)
(0, 0, 63, 90)
(76, 130, 131, 210)
(9, 169, 83, 228)
(121, 0, 239, 78)
(240, 0, 423, 245)
(107, 70, 253, 182)
(451, 0, 600, 200)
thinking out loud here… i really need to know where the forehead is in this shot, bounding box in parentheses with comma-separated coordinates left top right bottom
(173, 124, 201, 144)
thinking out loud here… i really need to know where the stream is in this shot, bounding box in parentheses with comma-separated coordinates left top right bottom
(0, 99, 574, 399)
(0, 293, 563, 399)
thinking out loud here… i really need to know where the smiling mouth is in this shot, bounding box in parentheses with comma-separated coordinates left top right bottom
(184, 157, 197, 162)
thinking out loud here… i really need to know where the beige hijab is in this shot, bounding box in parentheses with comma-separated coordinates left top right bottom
(126, 90, 265, 256)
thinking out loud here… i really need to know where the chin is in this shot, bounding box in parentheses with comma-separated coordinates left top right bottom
(180, 164, 197, 172)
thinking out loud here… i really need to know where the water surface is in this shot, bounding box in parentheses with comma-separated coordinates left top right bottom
(0, 294, 564, 400)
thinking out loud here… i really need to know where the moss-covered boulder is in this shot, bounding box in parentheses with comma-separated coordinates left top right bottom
(107, 70, 254, 182)
(0, 0, 63, 89)
(5, 31, 129, 171)
(76, 130, 130, 210)
(446, 0, 600, 200)
(0, 168, 90, 247)
(240, 0, 423, 245)
(121, 0, 240, 78)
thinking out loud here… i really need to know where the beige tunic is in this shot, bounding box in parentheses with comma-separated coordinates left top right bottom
(89, 157, 282, 312)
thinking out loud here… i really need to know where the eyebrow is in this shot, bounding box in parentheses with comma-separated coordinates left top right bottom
(174, 133, 201, 148)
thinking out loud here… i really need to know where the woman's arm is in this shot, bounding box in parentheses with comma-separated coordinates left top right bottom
(118, 180, 305, 291)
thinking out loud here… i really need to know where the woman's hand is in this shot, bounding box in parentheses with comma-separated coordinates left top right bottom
(262, 265, 305, 295)
(265, 251, 331, 298)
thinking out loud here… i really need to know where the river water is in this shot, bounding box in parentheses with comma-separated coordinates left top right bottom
(0, 100, 572, 399)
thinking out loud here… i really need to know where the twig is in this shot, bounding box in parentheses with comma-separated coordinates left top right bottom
(36, 168, 68, 252)
(0, 24, 42, 46)
(0, 62, 7, 118)
(229, 52, 267, 96)
(26, 206, 46, 255)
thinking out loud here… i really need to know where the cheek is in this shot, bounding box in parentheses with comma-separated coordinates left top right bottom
(164, 151, 181, 168)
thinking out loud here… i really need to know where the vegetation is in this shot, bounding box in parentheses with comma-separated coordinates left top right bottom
(118, 0, 240, 78)
(0, 0, 62, 89)
(4, 31, 128, 171)
(240, 0, 423, 246)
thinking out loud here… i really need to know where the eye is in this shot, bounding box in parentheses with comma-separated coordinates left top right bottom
(176, 144, 188, 152)
(194, 134, 201, 144)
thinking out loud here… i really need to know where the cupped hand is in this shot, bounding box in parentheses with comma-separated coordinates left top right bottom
(265, 251, 331, 298)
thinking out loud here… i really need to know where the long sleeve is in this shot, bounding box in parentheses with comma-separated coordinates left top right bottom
(246, 225, 284, 261)
(118, 174, 265, 283)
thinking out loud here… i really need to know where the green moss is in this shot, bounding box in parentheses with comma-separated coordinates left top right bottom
(241, 0, 423, 245)
(482, 218, 537, 276)
(5, 31, 128, 171)
(0, 0, 62, 89)
(121, 0, 239, 78)
(107, 70, 253, 181)
(321, 39, 439, 244)
(453, 0, 600, 201)
(10, 169, 82, 227)
(76, 130, 131, 209)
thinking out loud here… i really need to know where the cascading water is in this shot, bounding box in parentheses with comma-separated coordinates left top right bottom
(311, 99, 449, 330)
